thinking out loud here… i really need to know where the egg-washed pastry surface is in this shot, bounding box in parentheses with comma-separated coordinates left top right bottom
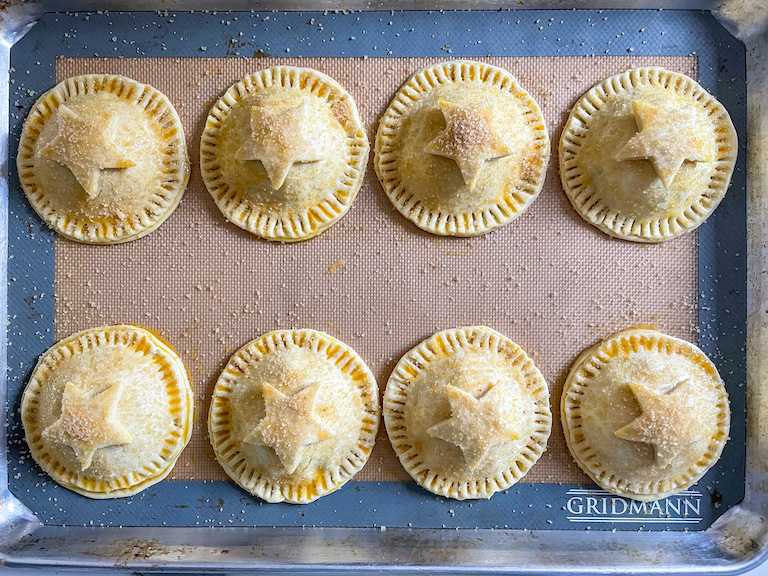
(21, 325, 194, 498)
(17, 74, 189, 244)
(53, 55, 700, 487)
(384, 326, 551, 500)
(375, 60, 550, 237)
(559, 67, 737, 242)
(208, 329, 379, 503)
(200, 66, 369, 242)
(561, 327, 730, 501)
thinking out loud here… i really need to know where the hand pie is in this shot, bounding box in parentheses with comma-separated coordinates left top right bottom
(200, 67, 368, 242)
(561, 327, 730, 501)
(383, 326, 551, 500)
(208, 329, 379, 503)
(375, 60, 550, 237)
(21, 325, 194, 498)
(559, 67, 737, 242)
(17, 74, 189, 244)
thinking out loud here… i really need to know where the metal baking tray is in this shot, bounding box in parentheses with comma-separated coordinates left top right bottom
(1, 0, 767, 573)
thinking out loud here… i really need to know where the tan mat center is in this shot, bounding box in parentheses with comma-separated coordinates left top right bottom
(54, 55, 698, 484)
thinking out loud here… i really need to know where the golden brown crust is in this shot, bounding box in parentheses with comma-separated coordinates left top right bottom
(561, 327, 730, 501)
(559, 67, 737, 242)
(21, 325, 194, 498)
(208, 329, 379, 503)
(383, 326, 551, 500)
(17, 74, 189, 244)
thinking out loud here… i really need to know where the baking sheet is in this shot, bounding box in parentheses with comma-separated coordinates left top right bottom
(4, 9, 747, 531)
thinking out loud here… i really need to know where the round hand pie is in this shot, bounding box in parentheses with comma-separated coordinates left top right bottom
(561, 327, 730, 501)
(200, 67, 369, 242)
(559, 67, 737, 242)
(21, 325, 194, 498)
(208, 329, 379, 503)
(375, 60, 550, 237)
(383, 326, 551, 500)
(17, 74, 189, 244)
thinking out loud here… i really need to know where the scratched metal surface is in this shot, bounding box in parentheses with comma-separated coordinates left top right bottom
(0, 1, 766, 574)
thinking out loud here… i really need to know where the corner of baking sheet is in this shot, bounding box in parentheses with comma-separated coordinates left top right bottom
(712, 0, 768, 41)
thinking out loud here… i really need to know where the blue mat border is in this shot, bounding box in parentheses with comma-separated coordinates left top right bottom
(4, 9, 747, 531)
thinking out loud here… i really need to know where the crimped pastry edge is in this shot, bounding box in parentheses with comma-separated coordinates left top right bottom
(558, 66, 738, 243)
(383, 325, 552, 500)
(560, 326, 731, 501)
(21, 324, 194, 499)
(208, 328, 380, 504)
(17, 74, 190, 244)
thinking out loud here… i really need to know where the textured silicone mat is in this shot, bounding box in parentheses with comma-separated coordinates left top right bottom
(55, 53, 700, 486)
(5, 10, 747, 531)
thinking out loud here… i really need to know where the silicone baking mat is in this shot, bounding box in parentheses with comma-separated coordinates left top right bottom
(5, 9, 747, 530)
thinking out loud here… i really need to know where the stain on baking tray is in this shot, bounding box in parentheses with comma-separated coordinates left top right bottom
(3, 9, 746, 532)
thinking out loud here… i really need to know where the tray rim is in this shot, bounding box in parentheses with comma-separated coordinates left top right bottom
(1, 1, 767, 574)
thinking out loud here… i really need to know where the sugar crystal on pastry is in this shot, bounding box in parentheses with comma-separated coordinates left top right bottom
(42, 381, 133, 471)
(17, 74, 189, 243)
(243, 382, 331, 474)
(615, 102, 710, 189)
(561, 327, 730, 501)
(559, 67, 736, 242)
(39, 105, 136, 198)
(426, 383, 519, 471)
(424, 99, 514, 190)
(614, 379, 710, 468)
(208, 329, 379, 504)
(234, 101, 324, 190)
(383, 326, 551, 500)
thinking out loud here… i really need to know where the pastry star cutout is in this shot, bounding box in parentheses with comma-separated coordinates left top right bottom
(234, 101, 324, 190)
(39, 105, 136, 198)
(615, 101, 709, 188)
(614, 379, 707, 467)
(243, 383, 331, 474)
(427, 384, 519, 471)
(42, 381, 133, 471)
(424, 98, 514, 190)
